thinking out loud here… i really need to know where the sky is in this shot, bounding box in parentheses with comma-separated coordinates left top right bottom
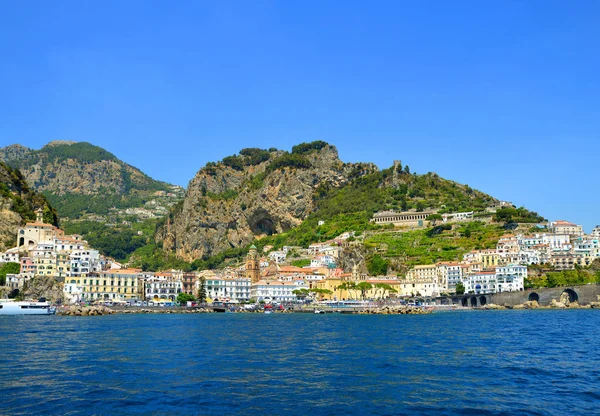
(1, 1, 599, 231)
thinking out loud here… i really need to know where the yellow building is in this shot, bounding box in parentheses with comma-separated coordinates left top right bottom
(479, 251, 500, 269)
(316, 267, 401, 301)
(71, 269, 144, 301)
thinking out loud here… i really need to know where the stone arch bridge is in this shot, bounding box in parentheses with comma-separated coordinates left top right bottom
(435, 284, 600, 307)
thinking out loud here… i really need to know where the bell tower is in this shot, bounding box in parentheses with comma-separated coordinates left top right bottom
(36, 208, 44, 223)
(245, 245, 260, 283)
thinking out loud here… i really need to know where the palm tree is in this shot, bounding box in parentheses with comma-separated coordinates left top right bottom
(337, 282, 357, 300)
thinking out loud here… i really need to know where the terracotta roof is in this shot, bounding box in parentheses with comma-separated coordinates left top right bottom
(25, 222, 55, 227)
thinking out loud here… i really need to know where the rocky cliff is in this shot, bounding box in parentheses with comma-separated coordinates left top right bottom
(0, 141, 181, 219)
(0, 162, 59, 250)
(157, 143, 378, 261)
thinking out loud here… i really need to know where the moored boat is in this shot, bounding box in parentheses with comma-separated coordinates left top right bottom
(0, 300, 56, 315)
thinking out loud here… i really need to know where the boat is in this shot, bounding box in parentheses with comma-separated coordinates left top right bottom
(314, 309, 325, 314)
(0, 300, 56, 315)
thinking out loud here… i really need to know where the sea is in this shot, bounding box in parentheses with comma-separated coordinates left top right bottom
(1, 310, 599, 416)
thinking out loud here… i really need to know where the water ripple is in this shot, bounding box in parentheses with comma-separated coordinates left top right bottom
(0, 311, 599, 415)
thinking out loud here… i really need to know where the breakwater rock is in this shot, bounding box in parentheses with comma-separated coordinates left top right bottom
(58, 306, 115, 316)
(357, 305, 432, 315)
(116, 308, 213, 314)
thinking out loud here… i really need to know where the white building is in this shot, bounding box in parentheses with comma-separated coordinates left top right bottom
(63, 281, 83, 304)
(0, 248, 20, 264)
(437, 262, 462, 291)
(268, 251, 287, 264)
(517, 250, 543, 265)
(495, 264, 526, 292)
(548, 220, 584, 236)
(310, 254, 336, 268)
(250, 280, 303, 302)
(145, 275, 183, 301)
(463, 271, 497, 295)
(69, 250, 101, 277)
(442, 211, 474, 223)
(5, 274, 22, 291)
(204, 277, 251, 302)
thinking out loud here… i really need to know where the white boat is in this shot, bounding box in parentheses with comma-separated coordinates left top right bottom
(0, 300, 56, 315)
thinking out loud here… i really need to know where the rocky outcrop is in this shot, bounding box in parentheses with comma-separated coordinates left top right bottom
(482, 303, 506, 310)
(158, 144, 378, 261)
(21, 276, 65, 303)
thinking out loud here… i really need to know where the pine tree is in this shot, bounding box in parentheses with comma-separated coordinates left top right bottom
(198, 276, 207, 303)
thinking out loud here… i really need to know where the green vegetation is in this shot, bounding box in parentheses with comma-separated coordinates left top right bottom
(494, 207, 545, 223)
(191, 246, 249, 270)
(0, 262, 20, 286)
(455, 282, 465, 295)
(128, 243, 192, 271)
(0, 162, 59, 226)
(364, 222, 506, 270)
(239, 148, 271, 164)
(267, 153, 312, 171)
(45, 192, 148, 219)
(291, 140, 329, 154)
(36, 142, 118, 164)
(291, 259, 311, 267)
(366, 254, 389, 276)
(197, 277, 207, 303)
(177, 292, 196, 303)
(63, 220, 150, 261)
(526, 266, 600, 288)
(220, 148, 273, 171)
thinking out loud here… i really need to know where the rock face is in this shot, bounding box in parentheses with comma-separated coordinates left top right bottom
(21, 276, 65, 303)
(157, 144, 377, 261)
(0, 162, 58, 250)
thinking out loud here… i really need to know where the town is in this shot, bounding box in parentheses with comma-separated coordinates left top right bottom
(1, 208, 599, 306)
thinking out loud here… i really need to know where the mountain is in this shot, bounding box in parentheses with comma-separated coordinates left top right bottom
(0, 162, 59, 251)
(0, 141, 183, 220)
(157, 142, 378, 261)
(156, 141, 521, 263)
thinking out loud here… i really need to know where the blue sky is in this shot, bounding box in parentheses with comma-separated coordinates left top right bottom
(1, 1, 599, 231)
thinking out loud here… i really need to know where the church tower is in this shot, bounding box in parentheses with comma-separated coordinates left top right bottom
(245, 245, 260, 283)
(36, 208, 44, 223)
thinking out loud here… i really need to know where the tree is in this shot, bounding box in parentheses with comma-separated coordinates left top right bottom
(308, 288, 332, 300)
(427, 214, 443, 226)
(494, 207, 518, 223)
(0, 262, 20, 286)
(374, 283, 397, 299)
(416, 201, 425, 212)
(292, 288, 310, 300)
(404, 165, 410, 174)
(337, 282, 357, 299)
(356, 282, 373, 300)
(177, 292, 196, 304)
(367, 255, 389, 276)
(197, 276, 207, 303)
(455, 282, 465, 295)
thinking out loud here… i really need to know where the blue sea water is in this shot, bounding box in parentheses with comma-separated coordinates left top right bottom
(1, 310, 599, 415)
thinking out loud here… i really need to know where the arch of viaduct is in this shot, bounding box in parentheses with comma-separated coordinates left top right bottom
(434, 284, 600, 307)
